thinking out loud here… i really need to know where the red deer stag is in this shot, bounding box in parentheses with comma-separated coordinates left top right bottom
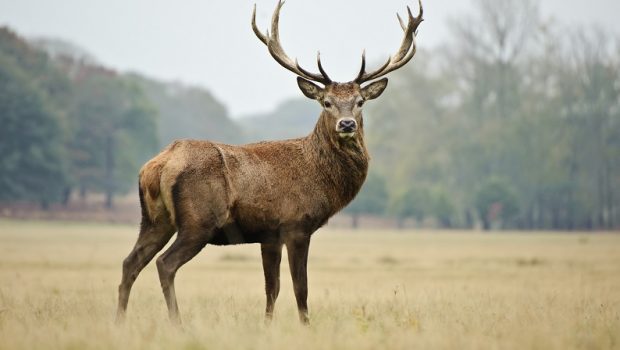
(116, 0, 423, 324)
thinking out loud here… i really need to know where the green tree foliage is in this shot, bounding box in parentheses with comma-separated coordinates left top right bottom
(1, 27, 250, 209)
(549, 30, 620, 229)
(389, 186, 455, 228)
(62, 62, 158, 208)
(474, 178, 519, 230)
(0, 28, 70, 205)
(367, 0, 620, 230)
(0, 28, 161, 208)
(0, 29, 72, 113)
(389, 186, 432, 227)
(0, 53, 67, 204)
(345, 172, 388, 228)
(430, 188, 456, 228)
(2, 10, 619, 229)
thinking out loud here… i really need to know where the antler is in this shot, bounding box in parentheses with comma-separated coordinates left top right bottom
(355, 0, 424, 84)
(252, 1, 332, 85)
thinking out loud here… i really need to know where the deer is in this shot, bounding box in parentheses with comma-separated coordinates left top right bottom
(116, 0, 423, 325)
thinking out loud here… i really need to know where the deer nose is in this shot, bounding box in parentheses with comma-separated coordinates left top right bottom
(338, 119, 357, 132)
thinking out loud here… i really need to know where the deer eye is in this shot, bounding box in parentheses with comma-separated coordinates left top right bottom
(324, 101, 332, 108)
(357, 100, 364, 108)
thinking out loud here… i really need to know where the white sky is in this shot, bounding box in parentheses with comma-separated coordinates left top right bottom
(1, 0, 619, 117)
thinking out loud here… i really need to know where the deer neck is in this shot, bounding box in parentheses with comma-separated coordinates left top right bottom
(305, 111, 369, 210)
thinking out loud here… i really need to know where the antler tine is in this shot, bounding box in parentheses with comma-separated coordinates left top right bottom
(356, 0, 424, 84)
(316, 52, 332, 83)
(355, 51, 393, 84)
(253, 1, 331, 85)
(417, 0, 424, 28)
(355, 49, 392, 83)
(251, 4, 269, 45)
(397, 13, 406, 31)
(297, 52, 332, 83)
(356, 50, 367, 82)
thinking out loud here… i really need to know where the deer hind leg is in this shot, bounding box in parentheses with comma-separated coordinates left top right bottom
(116, 220, 175, 323)
(261, 242, 283, 322)
(285, 235, 311, 324)
(156, 232, 209, 324)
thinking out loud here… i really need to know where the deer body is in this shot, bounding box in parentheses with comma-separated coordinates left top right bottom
(116, 1, 423, 324)
(143, 111, 369, 246)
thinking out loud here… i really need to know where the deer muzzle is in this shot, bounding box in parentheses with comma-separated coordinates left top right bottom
(337, 118, 357, 137)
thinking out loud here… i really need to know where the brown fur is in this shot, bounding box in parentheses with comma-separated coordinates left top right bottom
(146, 109, 369, 237)
(116, 101, 370, 325)
(116, 0, 421, 324)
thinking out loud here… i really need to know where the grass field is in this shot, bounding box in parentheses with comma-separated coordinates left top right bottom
(0, 219, 618, 349)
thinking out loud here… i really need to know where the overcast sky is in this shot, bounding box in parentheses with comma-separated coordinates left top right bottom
(1, 0, 618, 117)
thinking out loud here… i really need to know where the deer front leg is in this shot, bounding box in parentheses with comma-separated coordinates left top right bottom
(285, 235, 311, 324)
(261, 243, 283, 322)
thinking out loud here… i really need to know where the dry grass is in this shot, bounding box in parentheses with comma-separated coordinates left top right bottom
(0, 219, 618, 349)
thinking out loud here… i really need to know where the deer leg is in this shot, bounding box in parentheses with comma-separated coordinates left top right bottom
(156, 234, 208, 324)
(286, 235, 311, 324)
(116, 222, 175, 323)
(261, 242, 283, 322)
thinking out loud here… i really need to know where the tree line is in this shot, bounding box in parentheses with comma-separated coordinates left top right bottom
(350, 0, 620, 230)
(0, 28, 237, 208)
(1, 0, 618, 230)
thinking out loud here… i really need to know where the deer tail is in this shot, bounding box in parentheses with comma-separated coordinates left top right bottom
(139, 155, 168, 225)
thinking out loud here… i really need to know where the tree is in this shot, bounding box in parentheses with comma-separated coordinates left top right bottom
(445, 0, 539, 124)
(366, 0, 620, 230)
(553, 29, 620, 229)
(389, 186, 432, 228)
(64, 62, 158, 208)
(475, 178, 519, 230)
(430, 188, 456, 228)
(389, 186, 456, 229)
(0, 53, 68, 205)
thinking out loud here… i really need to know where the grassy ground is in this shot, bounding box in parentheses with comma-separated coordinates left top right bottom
(0, 219, 618, 349)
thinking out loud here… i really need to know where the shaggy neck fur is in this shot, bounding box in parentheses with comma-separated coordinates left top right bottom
(304, 110, 369, 213)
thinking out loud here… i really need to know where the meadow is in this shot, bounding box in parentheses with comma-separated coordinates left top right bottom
(0, 219, 618, 350)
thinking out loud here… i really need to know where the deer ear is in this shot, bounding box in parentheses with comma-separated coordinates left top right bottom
(297, 77, 324, 100)
(361, 78, 388, 100)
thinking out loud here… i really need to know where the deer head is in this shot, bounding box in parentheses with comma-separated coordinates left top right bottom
(252, 0, 424, 139)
